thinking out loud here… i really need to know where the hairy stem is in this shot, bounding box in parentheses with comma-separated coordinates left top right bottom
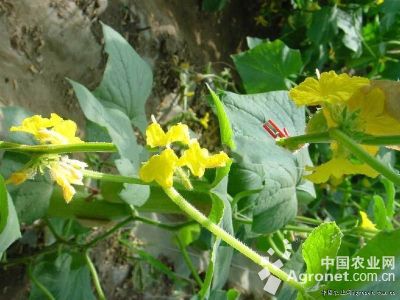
(163, 187, 305, 292)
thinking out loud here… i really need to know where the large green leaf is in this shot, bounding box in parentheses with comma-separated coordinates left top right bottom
(69, 80, 149, 206)
(29, 251, 95, 300)
(302, 222, 343, 288)
(94, 23, 153, 132)
(221, 91, 315, 234)
(0, 175, 21, 258)
(232, 40, 302, 93)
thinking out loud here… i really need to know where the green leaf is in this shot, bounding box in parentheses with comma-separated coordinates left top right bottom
(69, 79, 150, 206)
(307, 6, 338, 45)
(94, 23, 153, 132)
(336, 8, 362, 53)
(202, 0, 229, 12)
(232, 40, 302, 93)
(246, 37, 266, 49)
(11, 177, 53, 224)
(327, 229, 400, 295)
(0, 175, 9, 233)
(302, 222, 343, 288)
(221, 91, 315, 233)
(373, 195, 391, 230)
(207, 85, 235, 149)
(176, 223, 201, 248)
(29, 251, 95, 300)
(0, 176, 21, 258)
(0, 106, 36, 144)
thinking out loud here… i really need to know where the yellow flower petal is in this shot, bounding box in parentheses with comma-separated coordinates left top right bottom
(289, 71, 369, 106)
(146, 122, 168, 148)
(348, 85, 400, 136)
(10, 113, 82, 145)
(48, 156, 87, 203)
(305, 157, 379, 184)
(178, 140, 230, 177)
(359, 211, 378, 231)
(146, 121, 190, 148)
(166, 123, 190, 145)
(139, 148, 179, 188)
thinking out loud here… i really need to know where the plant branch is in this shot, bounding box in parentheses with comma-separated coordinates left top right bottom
(163, 186, 306, 292)
(85, 250, 106, 300)
(0, 141, 117, 154)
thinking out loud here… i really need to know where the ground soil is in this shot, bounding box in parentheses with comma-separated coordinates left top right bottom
(0, 1, 265, 299)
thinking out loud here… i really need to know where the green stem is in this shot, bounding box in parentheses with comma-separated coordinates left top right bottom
(330, 128, 400, 186)
(295, 216, 322, 225)
(83, 170, 146, 185)
(267, 235, 288, 261)
(163, 187, 305, 292)
(85, 250, 106, 300)
(276, 132, 400, 149)
(175, 235, 204, 287)
(0, 141, 116, 154)
(276, 132, 330, 149)
(28, 263, 56, 300)
(84, 217, 134, 248)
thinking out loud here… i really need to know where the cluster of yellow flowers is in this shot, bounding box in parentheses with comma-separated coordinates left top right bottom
(8, 114, 87, 202)
(139, 117, 230, 188)
(289, 71, 400, 184)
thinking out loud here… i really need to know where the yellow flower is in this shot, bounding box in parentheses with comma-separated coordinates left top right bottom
(359, 211, 378, 232)
(305, 157, 379, 184)
(289, 71, 369, 106)
(146, 119, 190, 148)
(48, 156, 87, 203)
(139, 148, 179, 188)
(199, 112, 210, 129)
(10, 113, 82, 145)
(347, 83, 400, 136)
(7, 155, 87, 203)
(178, 140, 230, 177)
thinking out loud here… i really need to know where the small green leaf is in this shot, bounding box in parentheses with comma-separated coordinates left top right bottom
(302, 222, 343, 288)
(94, 23, 153, 132)
(336, 8, 362, 53)
(207, 86, 235, 149)
(176, 223, 201, 248)
(232, 40, 302, 93)
(373, 195, 390, 230)
(0, 179, 21, 258)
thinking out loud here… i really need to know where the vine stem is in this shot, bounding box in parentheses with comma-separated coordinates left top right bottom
(85, 250, 106, 300)
(329, 128, 400, 186)
(0, 141, 116, 154)
(162, 187, 306, 292)
(276, 132, 400, 149)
